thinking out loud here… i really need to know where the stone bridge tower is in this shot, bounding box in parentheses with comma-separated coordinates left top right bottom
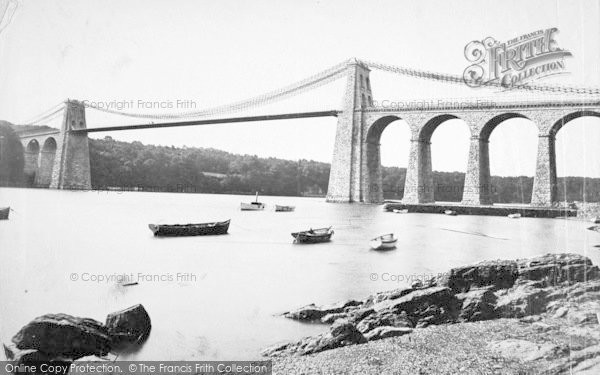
(326, 59, 373, 202)
(49, 100, 92, 189)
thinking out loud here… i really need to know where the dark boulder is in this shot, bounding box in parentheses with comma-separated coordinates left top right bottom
(435, 260, 518, 293)
(373, 287, 459, 325)
(495, 281, 549, 318)
(455, 287, 498, 322)
(516, 253, 599, 286)
(11, 314, 111, 359)
(105, 304, 151, 345)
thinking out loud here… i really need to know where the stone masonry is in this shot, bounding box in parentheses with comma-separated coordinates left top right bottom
(325, 66, 600, 207)
(18, 100, 91, 190)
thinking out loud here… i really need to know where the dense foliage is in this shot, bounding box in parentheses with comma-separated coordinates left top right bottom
(0, 121, 24, 185)
(89, 137, 600, 202)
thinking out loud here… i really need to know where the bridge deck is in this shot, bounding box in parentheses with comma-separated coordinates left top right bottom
(71, 110, 340, 133)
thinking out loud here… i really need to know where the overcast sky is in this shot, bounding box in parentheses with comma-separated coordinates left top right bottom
(1, 0, 599, 176)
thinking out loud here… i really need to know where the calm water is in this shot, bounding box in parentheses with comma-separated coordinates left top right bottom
(1, 188, 599, 360)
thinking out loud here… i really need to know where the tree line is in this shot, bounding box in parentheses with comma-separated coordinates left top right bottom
(88, 136, 600, 203)
(1, 124, 598, 203)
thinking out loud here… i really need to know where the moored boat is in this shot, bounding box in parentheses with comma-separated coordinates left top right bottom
(508, 213, 522, 219)
(241, 192, 265, 211)
(591, 216, 600, 224)
(291, 227, 333, 244)
(275, 205, 295, 212)
(0, 207, 9, 220)
(444, 210, 457, 216)
(393, 209, 408, 214)
(148, 219, 230, 237)
(370, 233, 397, 250)
(588, 225, 600, 233)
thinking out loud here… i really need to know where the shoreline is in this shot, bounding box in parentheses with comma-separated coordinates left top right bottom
(265, 253, 600, 374)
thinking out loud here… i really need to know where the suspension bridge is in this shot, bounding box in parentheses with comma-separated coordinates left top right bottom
(11, 58, 600, 207)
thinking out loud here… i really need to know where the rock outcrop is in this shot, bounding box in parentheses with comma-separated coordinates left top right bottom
(11, 314, 111, 359)
(5, 304, 151, 371)
(262, 319, 367, 356)
(266, 253, 600, 357)
(106, 304, 152, 345)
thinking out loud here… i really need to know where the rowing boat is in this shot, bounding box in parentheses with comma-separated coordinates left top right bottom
(444, 210, 457, 216)
(241, 192, 265, 211)
(275, 205, 295, 212)
(148, 219, 230, 237)
(291, 227, 333, 244)
(370, 233, 397, 250)
(508, 213, 522, 219)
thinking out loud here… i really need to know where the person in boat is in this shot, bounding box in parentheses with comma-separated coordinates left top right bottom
(308, 228, 314, 234)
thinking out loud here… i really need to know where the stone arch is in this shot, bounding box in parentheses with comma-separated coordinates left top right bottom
(417, 114, 470, 202)
(364, 115, 409, 202)
(550, 110, 600, 136)
(532, 110, 600, 206)
(37, 137, 57, 187)
(479, 113, 530, 141)
(417, 114, 462, 142)
(24, 139, 40, 184)
(464, 113, 536, 205)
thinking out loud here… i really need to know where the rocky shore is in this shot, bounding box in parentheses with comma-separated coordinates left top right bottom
(3, 304, 151, 367)
(264, 253, 600, 374)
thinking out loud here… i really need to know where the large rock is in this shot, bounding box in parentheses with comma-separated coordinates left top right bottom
(495, 281, 549, 318)
(262, 320, 366, 356)
(373, 287, 459, 326)
(362, 287, 413, 307)
(105, 304, 151, 345)
(435, 260, 518, 293)
(455, 287, 498, 322)
(356, 310, 412, 333)
(283, 300, 361, 321)
(11, 314, 111, 359)
(517, 253, 600, 286)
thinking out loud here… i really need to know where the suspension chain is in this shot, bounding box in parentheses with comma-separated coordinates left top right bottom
(362, 59, 600, 95)
(84, 61, 349, 120)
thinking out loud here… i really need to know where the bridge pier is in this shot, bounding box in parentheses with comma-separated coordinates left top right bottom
(531, 134, 557, 207)
(461, 136, 492, 205)
(49, 100, 91, 190)
(403, 138, 434, 203)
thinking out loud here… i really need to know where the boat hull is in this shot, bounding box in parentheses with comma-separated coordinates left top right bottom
(0, 207, 9, 220)
(291, 228, 333, 244)
(275, 205, 295, 212)
(149, 219, 230, 237)
(370, 239, 397, 250)
(240, 202, 265, 211)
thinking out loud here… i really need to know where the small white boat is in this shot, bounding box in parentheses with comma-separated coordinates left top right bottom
(275, 205, 295, 212)
(393, 209, 408, 214)
(591, 216, 600, 224)
(444, 210, 457, 216)
(370, 233, 397, 250)
(508, 213, 522, 219)
(241, 192, 265, 211)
